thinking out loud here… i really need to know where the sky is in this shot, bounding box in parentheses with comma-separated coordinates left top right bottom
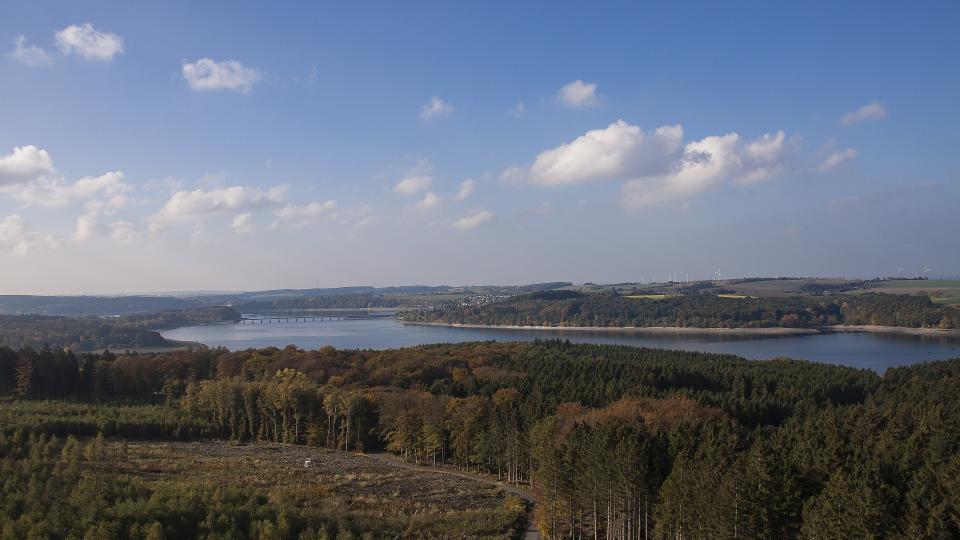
(1, 1, 958, 294)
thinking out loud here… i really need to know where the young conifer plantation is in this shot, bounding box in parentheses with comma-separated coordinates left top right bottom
(1, 341, 958, 538)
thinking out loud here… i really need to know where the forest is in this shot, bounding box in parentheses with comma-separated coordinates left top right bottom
(406, 291, 960, 330)
(0, 307, 239, 351)
(1, 340, 958, 538)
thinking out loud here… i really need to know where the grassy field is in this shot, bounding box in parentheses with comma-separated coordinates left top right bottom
(864, 280, 960, 306)
(716, 294, 753, 299)
(111, 441, 526, 538)
(723, 279, 851, 297)
(625, 294, 670, 300)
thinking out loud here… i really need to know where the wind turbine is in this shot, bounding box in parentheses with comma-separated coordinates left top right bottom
(715, 267, 722, 285)
(923, 266, 932, 279)
(897, 267, 904, 279)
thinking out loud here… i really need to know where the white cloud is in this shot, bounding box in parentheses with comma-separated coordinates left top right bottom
(556, 80, 598, 108)
(182, 58, 262, 93)
(518, 120, 793, 207)
(507, 102, 526, 119)
(85, 192, 132, 213)
(55, 23, 123, 62)
(529, 120, 683, 186)
(270, 200, 337, 230)
(393, 174, 432, 194)
(621, 130, 792, 208)
(0, 214, 59, 255)
(152, 186, 286, 225)
(739, 130, 788, 184)
(819, 148, 857, 172)
(0, 145, 55, 184)
(499, 165, 526, 185)
(2, 171, 133, 208)
(455, 179, 476, 201)
(841, 101, 887, 125)
(8, 36, 53, 67)
(109, 221, 139, 244)
(453, 210, 493, 230)
(74, 211, 99, 241)
(230, 213, 254, 234)
(420, 96, 454, 120)
(416, 191, 440, 209)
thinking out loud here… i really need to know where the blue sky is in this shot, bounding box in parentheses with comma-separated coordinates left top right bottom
(1, 1, 958, 294)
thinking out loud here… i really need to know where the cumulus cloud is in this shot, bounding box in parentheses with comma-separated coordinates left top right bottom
(270, 201, 373, 230)
(0, 145, 55, 184)
(499, 165, 526, 185)
(109, 221, 139, 244)
(841, 101, 887, 125)
(455, 179, 476, 201)
(0, 214, 59, 255)
(556, 80, 598, 107)
(819, 148, 857, 172)
(393, 174, 432, 194)
(270, 200, 337, 230)
(530, 120, 683, 186)
(2, 171, 133, 208)
(621, 130, 792, 207)
(182, 58, 262, 93)
(152, 186, 286, 225)
(230, 213, 254, 234)
(74, 211, 99, 241)
(416, 191, 440, 209)
(55, 23, 123, 62)
(420, 96, 454, 120)
(517, 120, 794, 207)
(453, 210, 493, 230)
(8, 36, 53, 67)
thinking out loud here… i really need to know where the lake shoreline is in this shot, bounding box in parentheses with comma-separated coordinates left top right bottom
(401, 320, 960, 339)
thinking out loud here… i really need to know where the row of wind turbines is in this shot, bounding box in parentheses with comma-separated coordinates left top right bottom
(896, 266, 933, 279)
(639, 265, 935, 286)
(639, 269, 720, 285)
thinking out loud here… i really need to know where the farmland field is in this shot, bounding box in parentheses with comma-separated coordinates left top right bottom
(723, 279, 853, 297)
(864, 280, 960, 306)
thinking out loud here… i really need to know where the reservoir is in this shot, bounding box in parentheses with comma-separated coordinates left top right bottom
(161, 316, 960, 372)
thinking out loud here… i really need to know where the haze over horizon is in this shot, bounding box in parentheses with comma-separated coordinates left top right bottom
(2, 2, 958, 295)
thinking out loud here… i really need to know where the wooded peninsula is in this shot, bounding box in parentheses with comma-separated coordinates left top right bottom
(406, 291, 960, 330)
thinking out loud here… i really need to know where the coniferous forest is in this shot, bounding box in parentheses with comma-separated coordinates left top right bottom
(1, 341, 958, 538)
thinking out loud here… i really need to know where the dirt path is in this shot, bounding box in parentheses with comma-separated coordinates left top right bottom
(365, 453, 540, 539)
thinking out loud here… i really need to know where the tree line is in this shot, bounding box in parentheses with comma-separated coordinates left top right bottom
(1, 341, 958, 538)
(406, 291, 960, 329)
(0, 307, 238, 352)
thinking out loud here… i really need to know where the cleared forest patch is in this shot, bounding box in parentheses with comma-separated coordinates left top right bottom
(110, 441, 527, 537)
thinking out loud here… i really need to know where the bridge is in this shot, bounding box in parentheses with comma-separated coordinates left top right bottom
(239, 312, 395, 324)
(240, 316, 331, 324)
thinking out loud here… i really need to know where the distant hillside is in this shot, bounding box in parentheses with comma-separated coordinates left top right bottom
(407, 292, 960, 330)
(0, 307, 238, 351)
(0, 295, 197, 316)
(0, 283, 570, 316)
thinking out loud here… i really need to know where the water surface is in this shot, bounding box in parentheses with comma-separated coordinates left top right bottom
(161, 317, 960, 372)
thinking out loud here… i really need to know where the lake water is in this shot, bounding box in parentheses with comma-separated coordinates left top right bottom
(160, 317, 960, 372)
